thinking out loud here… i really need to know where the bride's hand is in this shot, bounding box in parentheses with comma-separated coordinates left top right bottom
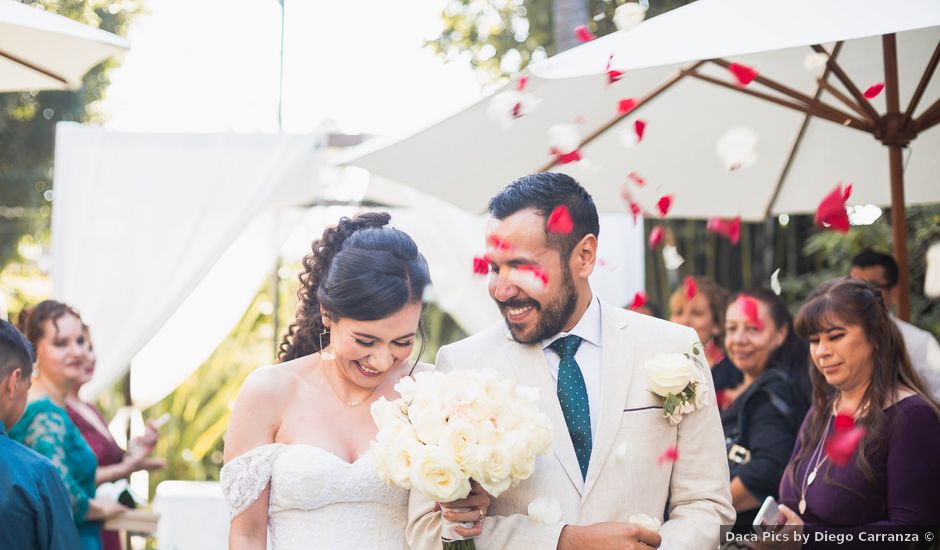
(439, 480, 491, 538)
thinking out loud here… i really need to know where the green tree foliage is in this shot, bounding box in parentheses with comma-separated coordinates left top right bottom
(0, 0, 140, 267)
(428, 0, 693, 82)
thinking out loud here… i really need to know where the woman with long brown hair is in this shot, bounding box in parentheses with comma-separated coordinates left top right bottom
(772, 278, 940, 541)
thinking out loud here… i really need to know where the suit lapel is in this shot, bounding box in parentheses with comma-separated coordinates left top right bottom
(506, 336, 584, 494)
(582, 304, 635, 500)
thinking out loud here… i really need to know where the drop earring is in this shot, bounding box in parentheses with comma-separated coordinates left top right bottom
(319, 328, 336, 360)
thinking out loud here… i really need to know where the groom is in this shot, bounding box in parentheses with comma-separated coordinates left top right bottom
(407, 173, 733, 549)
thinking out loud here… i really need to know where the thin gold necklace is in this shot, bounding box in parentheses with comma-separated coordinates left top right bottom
(321, 358, 376, 407)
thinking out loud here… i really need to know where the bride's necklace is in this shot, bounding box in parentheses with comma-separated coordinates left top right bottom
(322, 357, 377, 407)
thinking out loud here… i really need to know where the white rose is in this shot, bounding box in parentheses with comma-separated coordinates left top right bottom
(395, 376, 418, 403)
(467, 445, 513, 497)
(500, 430, 542, 481)
(408, 394, 448, 445)
(528, 497, 562, 525)
(408, 445, 471, 503)
(371, 397, 405, 431)
(372, 439, 418, 489)
(627, 514, 661, 532)
(375, 418, 417, 445)
(645, 353, 696, 397)
(614, 441, 628, 463)
(613, 2, 647, 32)
(439, 419, 478, 467)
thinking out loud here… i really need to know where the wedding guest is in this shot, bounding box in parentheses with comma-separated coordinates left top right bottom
(849, 250, 940, 400)
(0, 320, 81, 550)
(764, 278, 940, 548)
(12, 301, 127, 550)
(669, 276, 742, 400)
(66, 325, 165, 550)
(721, 289, 810, 529)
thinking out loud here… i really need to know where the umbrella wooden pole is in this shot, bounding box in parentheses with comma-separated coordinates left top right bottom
(883, 34, 911, 322)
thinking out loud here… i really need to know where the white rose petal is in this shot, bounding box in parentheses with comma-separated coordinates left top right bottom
(528, 497, 562, 525)
(548, 123, 580, 154)
(395, 376, 418, 403)
(614, 2, 647, 31)
(628, 513, 662, 532)
(614, 441, 628, 463)
(371, 397, 404, 430)
(645, 353, 696, 397)
(804, 52, 829, 77)
(716, 127, 758, 171)
(668, 410, 684, 426)
(662, 245, 685, 271)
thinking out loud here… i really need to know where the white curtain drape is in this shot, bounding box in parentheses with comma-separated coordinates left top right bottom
(52, 123, 324, 400)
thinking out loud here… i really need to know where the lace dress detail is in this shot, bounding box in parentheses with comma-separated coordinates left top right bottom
(221, 444, 409, 550)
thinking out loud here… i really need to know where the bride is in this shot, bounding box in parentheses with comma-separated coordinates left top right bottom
(221, 212, 489, 550)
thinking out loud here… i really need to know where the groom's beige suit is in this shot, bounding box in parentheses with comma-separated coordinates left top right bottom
(407, 301, 734, 550)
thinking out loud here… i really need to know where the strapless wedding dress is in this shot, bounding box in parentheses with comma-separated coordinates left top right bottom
(221, 444, 408, 550)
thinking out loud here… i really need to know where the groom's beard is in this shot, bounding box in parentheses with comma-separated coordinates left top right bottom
(501, 267, 578, 344)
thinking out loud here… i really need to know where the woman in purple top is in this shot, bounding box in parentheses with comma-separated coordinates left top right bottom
(766, 278, 940, 548)
(66, 326, 164, 550)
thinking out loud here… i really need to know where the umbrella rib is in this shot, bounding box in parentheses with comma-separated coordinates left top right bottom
(709, 58, 872, 128)
(763, 42, 846, 219)
(536, 61, 703, 172)
(811, 45, 881, 122)
(686, 71, 873, 133)
(0, 48, 69, 87)
(902, 40, 940, 128)
(814, 79, 874, 121)
(915, 99, 940, 131)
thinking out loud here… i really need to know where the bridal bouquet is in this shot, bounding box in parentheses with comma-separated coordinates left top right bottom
(371, 369, 554, 550)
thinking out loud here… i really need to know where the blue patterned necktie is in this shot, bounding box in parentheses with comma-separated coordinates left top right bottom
(549, 334, 592, 479)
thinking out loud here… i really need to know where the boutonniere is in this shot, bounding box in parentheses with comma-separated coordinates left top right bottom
(644, 343, 710, 425)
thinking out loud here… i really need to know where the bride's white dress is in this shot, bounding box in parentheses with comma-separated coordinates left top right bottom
(220, 443, 408, 550)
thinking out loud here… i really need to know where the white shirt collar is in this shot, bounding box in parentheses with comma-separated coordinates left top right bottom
(541, 293, 602, 350)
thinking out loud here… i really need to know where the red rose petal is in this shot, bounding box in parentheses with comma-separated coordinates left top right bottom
(815, 183, 852, 233)
(487, 235, 512, 251)
(728, 62, 758, 87)
(656, 194, 673, 218)
(834, 412, 855, 432)
(607, 69, 624, 85)
(575, 25, 596, 42)
(684, 276, 698, 302)
(516, 76, 528, 92)
(863, 82, 884, 99)
(716, 389, 730, 410)
(629, 291, 647, 310)
(634, 119, 647, 142)
(706, 216, 741, 245)
(627, 171, 646, 187)
(546, 205, 575, 234)
(516, 264, 549, 286)
(511, 102, 522, 119)
(472, 256, 489, 275)
(550, 148, 582, 164)
(737, 295, 765, 331)
(629, 202, 641, 225)
(618, 98, 637, 115)
(649, 226, 664, 248)
(657, 446, 679, 466)
(825, 426, 866, 466)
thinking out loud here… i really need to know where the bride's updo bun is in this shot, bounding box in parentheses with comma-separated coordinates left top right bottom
(278, 212, 431, 362)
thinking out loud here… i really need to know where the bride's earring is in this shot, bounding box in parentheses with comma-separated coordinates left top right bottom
(319, 328, 336, 360)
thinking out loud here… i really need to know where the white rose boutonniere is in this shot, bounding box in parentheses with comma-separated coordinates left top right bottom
(644, 343, 709, 425)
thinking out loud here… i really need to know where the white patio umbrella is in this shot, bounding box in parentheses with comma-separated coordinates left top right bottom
(342, 0, 940, 320)
(0, 0, 129, 92)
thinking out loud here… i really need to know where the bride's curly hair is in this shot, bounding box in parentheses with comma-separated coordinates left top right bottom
(278, 212, 431, 362)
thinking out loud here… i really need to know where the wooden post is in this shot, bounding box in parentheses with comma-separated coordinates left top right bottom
(883, 34, 911, 321)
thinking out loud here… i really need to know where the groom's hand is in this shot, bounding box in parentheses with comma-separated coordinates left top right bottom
(438, 480, 491, 538)
(558, 522, 661, 549)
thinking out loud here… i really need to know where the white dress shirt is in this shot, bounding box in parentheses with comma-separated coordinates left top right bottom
(542, 294, 603, 436)
(895, 317, 940, 401)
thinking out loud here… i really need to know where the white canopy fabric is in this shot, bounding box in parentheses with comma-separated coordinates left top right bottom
(52, 123, 324, 401)
(341, 0, 940, 220)
(0, 0, 129, 92)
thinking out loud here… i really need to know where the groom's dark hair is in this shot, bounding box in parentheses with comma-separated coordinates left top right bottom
(488, 172, 600, 258)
